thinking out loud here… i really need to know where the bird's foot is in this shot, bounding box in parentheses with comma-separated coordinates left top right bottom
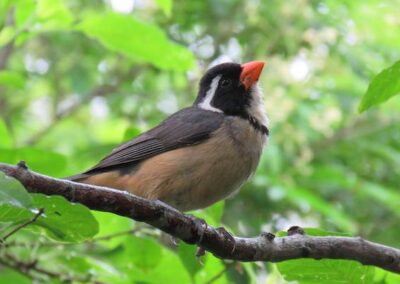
(186, 215, 208, 261)
(287, 226, 305, 236)
(260, 231, 276, 241)
(17, 160, 29, 170)
(216, 226, 236, 254)
(169, 235, 180, 246)
(186, 214, 208, 245)
(196, 246, 206, 259)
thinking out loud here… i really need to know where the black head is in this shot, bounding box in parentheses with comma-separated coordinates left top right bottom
(194, 61, 265, 117)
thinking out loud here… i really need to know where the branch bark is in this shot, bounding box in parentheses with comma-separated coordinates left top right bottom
(0, 162, 399, 274)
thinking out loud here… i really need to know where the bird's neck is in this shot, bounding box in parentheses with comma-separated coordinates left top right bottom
(239, 113, 269, 136)
(247, 85, 268, 126)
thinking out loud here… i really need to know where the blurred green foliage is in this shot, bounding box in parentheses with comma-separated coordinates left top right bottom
(0, 0, 399, 283)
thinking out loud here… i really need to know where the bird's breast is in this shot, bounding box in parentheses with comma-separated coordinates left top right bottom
(84, 117, 266, 211)
(133, 117, 265, 210)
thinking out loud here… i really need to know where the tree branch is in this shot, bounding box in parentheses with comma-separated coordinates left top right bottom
(0, 162, 399, 274)
(25, 67, 141, 146)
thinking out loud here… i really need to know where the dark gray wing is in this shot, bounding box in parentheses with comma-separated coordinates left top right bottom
(71, 107, 224, 179)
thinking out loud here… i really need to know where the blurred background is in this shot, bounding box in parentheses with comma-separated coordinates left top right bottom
(0, 0, 399, 283)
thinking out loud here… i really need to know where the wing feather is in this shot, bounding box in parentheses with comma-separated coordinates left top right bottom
(76, 107, 224, 177)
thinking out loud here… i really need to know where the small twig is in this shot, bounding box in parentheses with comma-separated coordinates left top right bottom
(90, 227, 141, 242)
(1, 208, 44, 243)
(2, 252, 103, 284)
(0, 258, 35, 279)
(4, 227, 143, 248)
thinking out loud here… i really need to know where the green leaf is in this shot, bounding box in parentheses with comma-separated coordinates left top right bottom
(0, 172, 32, 208)
(0, 205, 33, 224)
(303, 228, 350, 237)
(150, 250, 192, 284)
(285, 186, 355, 232)
(277, 259, 375, 284)
(0, 268, 31, 284)
(0, 71, 25, 89)
(133, 244, 191, 283)
(0, 0, 14, 23)
(53, 254, 93, 274)
(360, 182, 400, 218)
(277, 228, 374, 283)
(123, 127, 142, 141)
(93, 211, 133, 248)
(124, 236, 162, 270)
(276, 228, 350, 237)
(189, 201, 225, 227)
(0, 148, 67, 177)
(0, 173, 36, 228)
(0, 173, 98, 242)
(178, 243, 201, 277)
(105, 235, 191, 283)
(14, 0, 36, 28)
(359, 61, 400, 112)
(0, 26, 15, 47)
(36, 0, 73, 30)
(0, 120, 13, 149)
(202, 200, 225, 225)
(155, 0, 173, 17)
(194, 253, 228, 284)
(32, 194, 99, 242)
(77, 12, 194, 71)
(374, 268, 400, 284)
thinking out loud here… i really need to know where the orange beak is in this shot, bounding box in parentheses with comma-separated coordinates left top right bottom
(240, 61, 265, 90)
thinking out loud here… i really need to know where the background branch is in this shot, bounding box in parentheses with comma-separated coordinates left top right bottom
(0, 162, 399, 274)
(24, 67, 141, 146)
(1, 252, 103, 284)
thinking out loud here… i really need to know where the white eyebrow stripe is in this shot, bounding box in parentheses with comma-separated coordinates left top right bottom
(198, 75, 223, 113)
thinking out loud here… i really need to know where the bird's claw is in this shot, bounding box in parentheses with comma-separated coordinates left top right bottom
(287, 226, 305, 236)
(186, 214, 208, 245)
(260, 231, 275, 241)
(186, 215, 208, 261)
(216, 226, 236, 254)
(169, 235, 180, 246)
(196, 246, 206, 258)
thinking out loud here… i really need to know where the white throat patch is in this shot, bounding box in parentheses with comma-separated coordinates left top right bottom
(198, 75, 223, 113)
(247, 84, 269, 127)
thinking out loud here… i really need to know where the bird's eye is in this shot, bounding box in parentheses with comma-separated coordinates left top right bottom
(220, 79, 232, 88)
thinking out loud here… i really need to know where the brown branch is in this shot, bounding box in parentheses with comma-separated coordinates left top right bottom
(0, 162, 399, 274)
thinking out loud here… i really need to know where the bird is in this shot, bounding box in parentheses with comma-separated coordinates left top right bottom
(68, 61, 269, 212)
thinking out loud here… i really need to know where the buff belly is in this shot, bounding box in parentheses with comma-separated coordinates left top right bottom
(82, 118, 265, 211)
